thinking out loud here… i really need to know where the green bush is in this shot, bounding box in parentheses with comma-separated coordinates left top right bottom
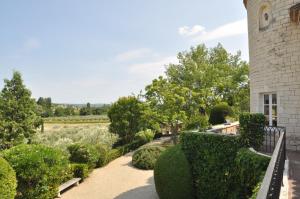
(185, 114, 209, 131)
(239, 113, 266, 149)
(95, 145, 109, 167)
(132, 145, 165, 170)
(181, 132, 242, 199)
(134, 129, 155, 144)
(106, 148, 123, 163)
(68, 143, 99, 169)
(234, 148, 270, 198)
(71, 163, 89, 180)
(2, 144, 69, 199)
(154, 145, 194, 199)
(0, 157, 17, 199)
(209, 102, 232, 125)
(180, 132, 270, 199)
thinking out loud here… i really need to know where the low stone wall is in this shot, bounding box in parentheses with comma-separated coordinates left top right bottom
(207, 122, 239, 135)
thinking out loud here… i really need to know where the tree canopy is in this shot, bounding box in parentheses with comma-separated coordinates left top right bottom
(0, 71, 42, 149)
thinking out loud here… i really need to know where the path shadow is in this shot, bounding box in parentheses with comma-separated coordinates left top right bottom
(114, 176, 158, 199)
(288, 151, 300, 199)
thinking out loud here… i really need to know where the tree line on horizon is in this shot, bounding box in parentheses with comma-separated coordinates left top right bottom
(37, 97, 110, 117)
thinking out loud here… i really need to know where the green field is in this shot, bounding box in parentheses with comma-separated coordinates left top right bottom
(33, 116, 117, 152)
(43, 115, 109, 124)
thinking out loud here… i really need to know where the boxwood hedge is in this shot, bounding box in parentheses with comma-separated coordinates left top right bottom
(132, 145, 165, 170)
(154, 145, 194, 199)
(180, 132, 270, 199)
(0, 157, 17, 199)
(2, 144, 69, 199)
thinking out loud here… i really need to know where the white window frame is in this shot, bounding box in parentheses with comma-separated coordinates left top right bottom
(263, 93, 277, 126)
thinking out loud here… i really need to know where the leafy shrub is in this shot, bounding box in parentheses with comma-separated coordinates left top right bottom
(234, 148, 270, 198)
(209, 102, 232, 125)
(180, 132, 270, 199)
(132, 145, 165, 170)
(71, 163, 89, 180)
(184, 114, 209, 131)
(68, 143, 99, 169)
(181, 132, 242, 199)
(239, 113, 266, 149)
(154, 145, 194, 199)
(134, 129, 155, 144)
(95, 144, 109, 167)
(0, 157, 17, 199)
(106, 148, 123, 163)
(2, 144, 69, 199)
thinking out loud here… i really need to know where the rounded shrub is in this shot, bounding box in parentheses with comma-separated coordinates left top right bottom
(134, 129, 155, 144)
(68, 143, 99, 169)
(132, 145, 165, 170)
(2, 144, 69, 199)
(154, 145, 194, 199)
(209, 102, 232, 125)
(0, 157, 17, 199)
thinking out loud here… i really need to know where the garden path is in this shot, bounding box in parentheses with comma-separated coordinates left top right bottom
(60, 152, 159, 199)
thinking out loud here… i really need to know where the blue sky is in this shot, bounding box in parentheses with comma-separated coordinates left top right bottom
(0, 0, 248, 103)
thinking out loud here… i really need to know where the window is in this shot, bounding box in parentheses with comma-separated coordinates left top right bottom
(259, 3, 272, 30)
(263, 93, 277, 126)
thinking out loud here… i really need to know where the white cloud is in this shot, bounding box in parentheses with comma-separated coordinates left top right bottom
(116, 48, 157, 62)
(178, 25, 206, 37)
(178, 18, 247, 42)
(23, 38, 41, 51)
(128, 56, 178, 79)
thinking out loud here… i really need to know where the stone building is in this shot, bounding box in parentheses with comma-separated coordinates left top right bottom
(244, 0, 300, 150)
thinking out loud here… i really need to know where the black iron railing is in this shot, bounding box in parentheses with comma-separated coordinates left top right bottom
(262, 126, 286, 154)
(256, 126, 286, 199)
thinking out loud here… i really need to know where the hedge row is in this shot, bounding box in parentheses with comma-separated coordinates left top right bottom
(239, 113, 266, 149)
(181, 132, 242, 199)
(180, 132, 270, 199)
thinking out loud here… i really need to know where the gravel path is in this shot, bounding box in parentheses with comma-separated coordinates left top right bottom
(60, 152, 159, 199)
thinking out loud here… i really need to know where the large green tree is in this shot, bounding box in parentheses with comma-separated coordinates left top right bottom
(145, 77, 208, 142)
(0, 71, 42, 149)
(108, 96, 144, 143)
(166, 44, 249, 114)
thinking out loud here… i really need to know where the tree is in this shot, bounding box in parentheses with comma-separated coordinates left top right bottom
(108, 96, 144, 143)
(145, 77, 207, 143)
(37, 97, 53, 117)
(0, 71, 42, 149)
(165, 44, 249, 115)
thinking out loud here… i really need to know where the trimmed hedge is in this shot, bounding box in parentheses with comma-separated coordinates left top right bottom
(181, 132, 242, 199)
(154, 145, 194, 199)
(0, 157, 17, 199)
(180, 132, 270, 199)
(132, 145, 165, 170)
(234, 148, 270, 198)
(71, 163, 89, 180)
(68, 143, 99, 169)
(239, 113, 266, 149)
(209, 102, 232, 125)
(2, 144, 69, 199)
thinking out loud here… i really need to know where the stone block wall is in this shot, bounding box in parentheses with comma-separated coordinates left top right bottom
(246, 0, 300, 150)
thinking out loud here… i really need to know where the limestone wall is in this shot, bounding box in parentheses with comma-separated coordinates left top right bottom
(246, 0, 300, 150)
